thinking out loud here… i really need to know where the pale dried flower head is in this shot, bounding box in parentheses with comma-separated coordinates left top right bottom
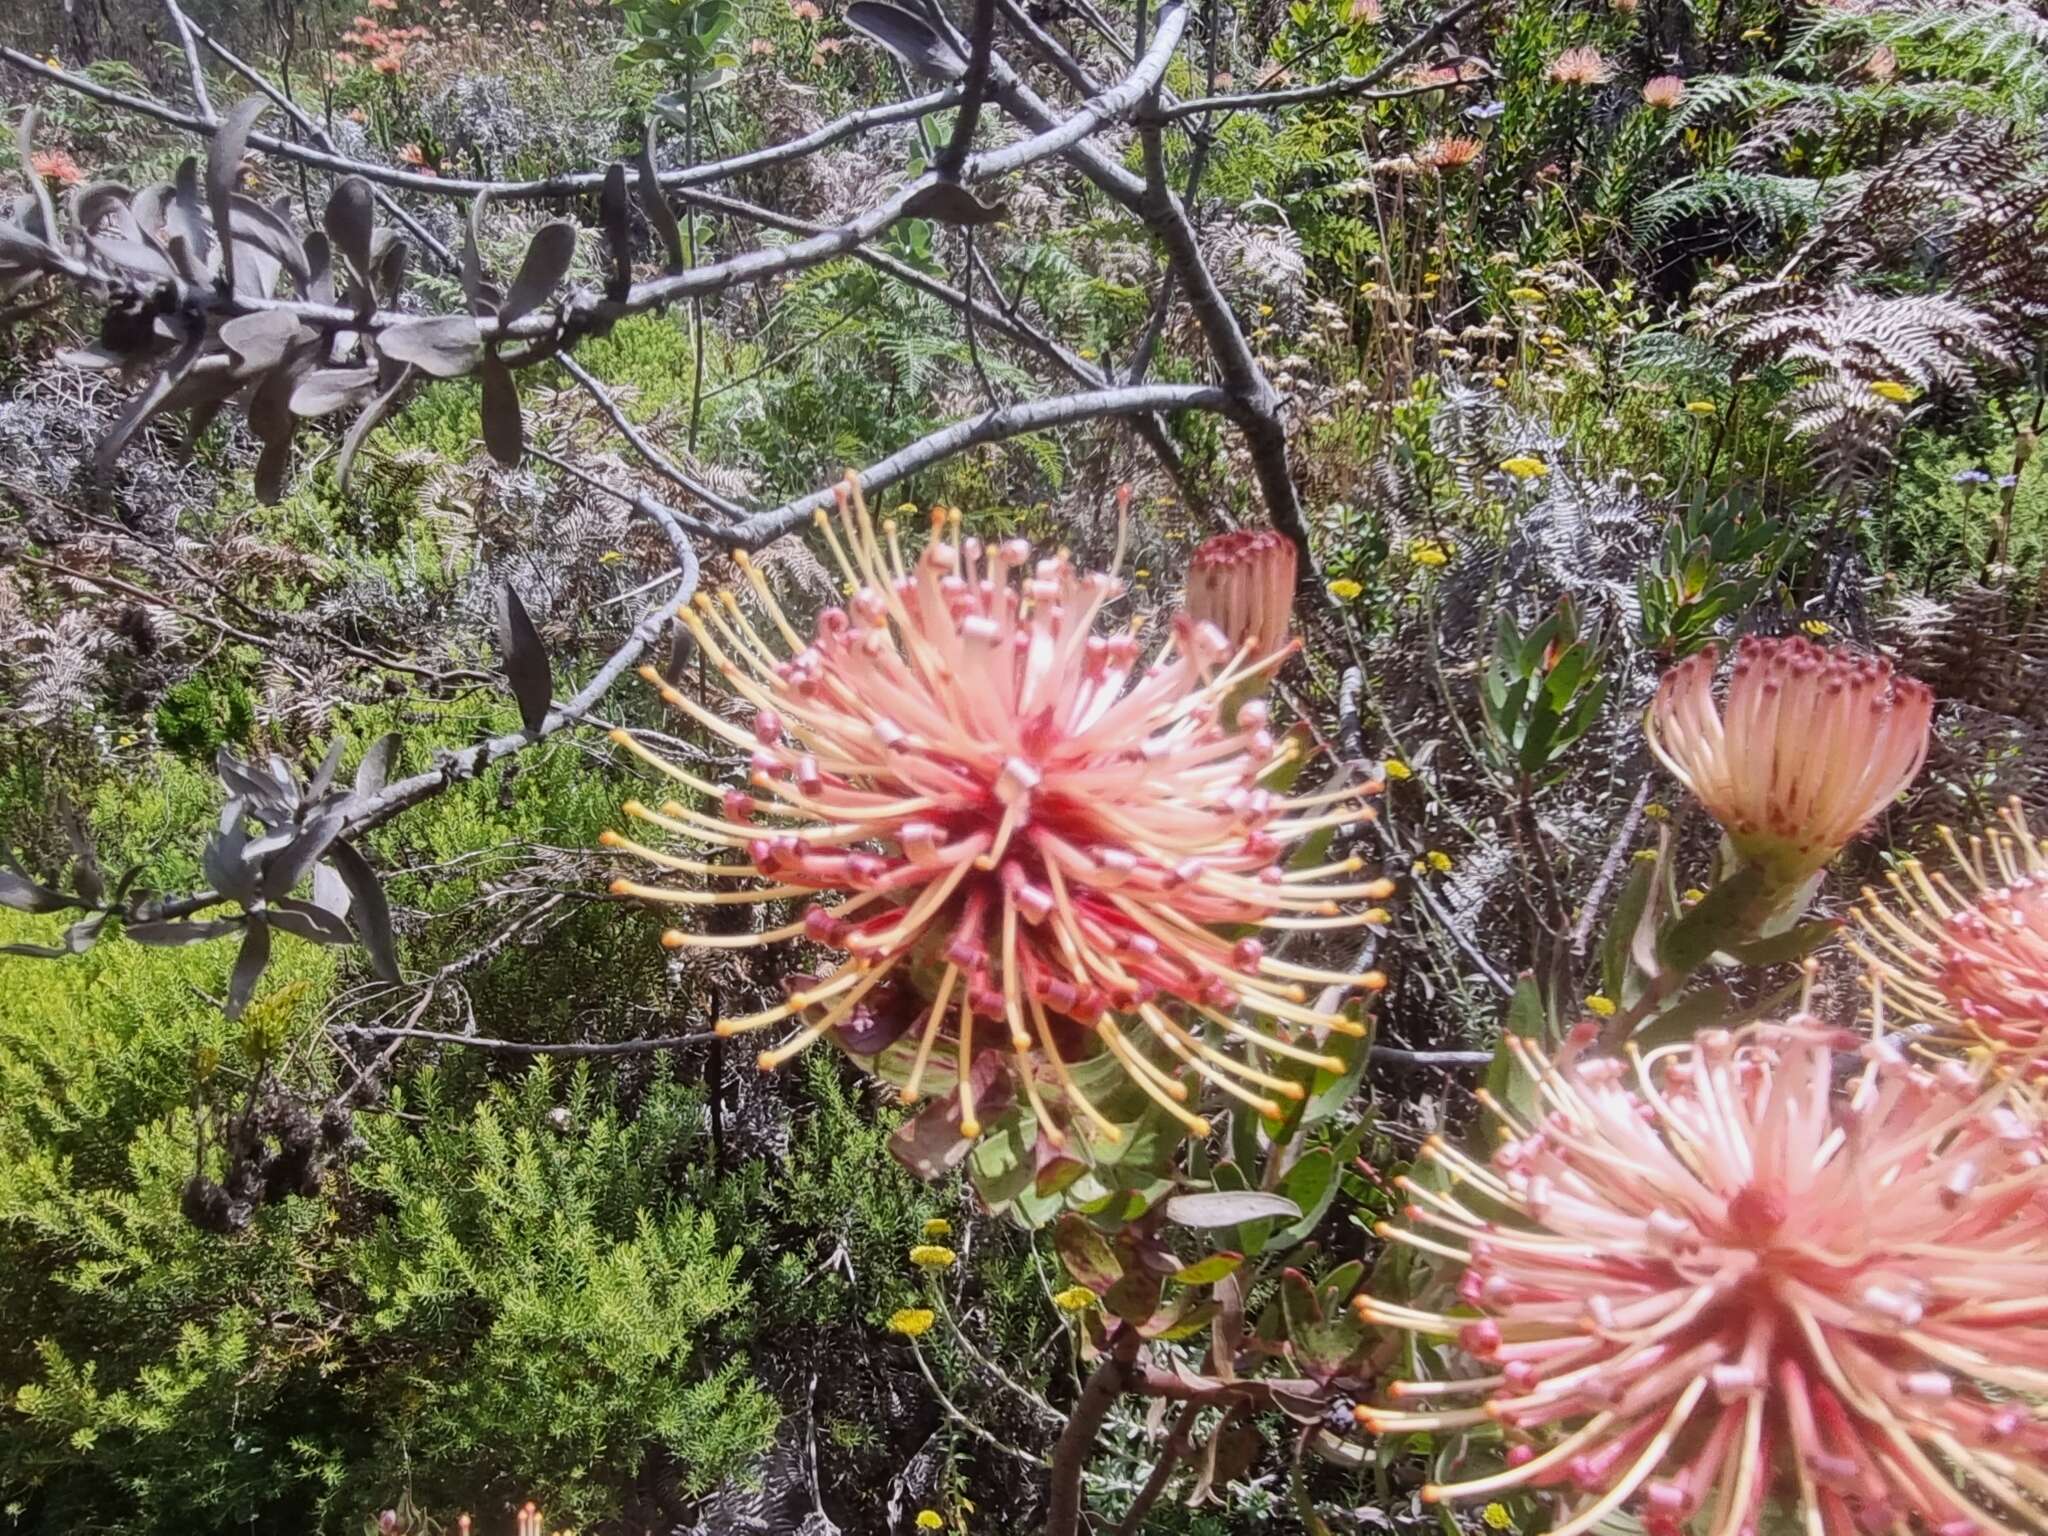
(1357, 1020, 2048, 1536)
(1548, 46, 1614, 87)
(1645, 637, 1932, 887)
(604, 481, 1389, 1144)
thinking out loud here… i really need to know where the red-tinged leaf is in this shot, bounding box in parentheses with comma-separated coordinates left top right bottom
(1052, 1212, 1122, 1292)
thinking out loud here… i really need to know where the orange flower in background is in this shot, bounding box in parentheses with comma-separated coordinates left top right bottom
(1357, 1021, 2048, 1536)
(1645, 636, 1932, 886)
(1853, 799, 2048, 1062)
(1547, 46, 1614, 87)
(603, 481, 1387, 1144)
(1420, 135, 1484, 171)
(29, 148, 83, 187)
(1641, 75, 1687, 110)
(1183, 528, 1298, 665)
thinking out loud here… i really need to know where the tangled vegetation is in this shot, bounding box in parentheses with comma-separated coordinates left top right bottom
(3, 0, 2048, 1531)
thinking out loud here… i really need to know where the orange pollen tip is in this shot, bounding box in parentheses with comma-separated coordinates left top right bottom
(960, 1119, 981, 1137)
(607, 878, 631, 896)
(755, 1051, 779, 1071)
(1361, 970, 1389, 991)
(714, 1021, 739, 1037)
(635, 665, 660, 684)
(1364, 908, 1391, 925)
(1187, 1118, 1212, 1138)
(1372, 1220, 1396, 1237)
(1277, 1083, 1306, 1100)
(1363, 878, 1397, 900)
(1353, 1405, 1379, 1425)
(660, 929, 686, 949)
(599, 830, 623, 847)
(1359, 806, 1379, 823)
(897, 1087, 919, 1104)
(1420, 1486, 1444, 1504)
(1363, 778, 1387, 795)
(1319, 1056, 1346, 1072)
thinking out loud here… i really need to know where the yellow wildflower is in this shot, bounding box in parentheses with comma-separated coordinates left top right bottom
(1134, 568, 1150, 579)
(1506, 286, 1545, 303)
(1426, 850, 1453, 872)
(1258, 304, 1274, 317)
(888, 1308, 937, 1337)
(909, 1244, 957, 1270)
(1801, 618, 1832, 636)
(1483, 1505, 1514, 1531)
(1410, 540, 1450, 566)
(1359, 280, 1382, 296)
(1499, 456, 1548, 479)
(1682, 887, 1706, 904)
(1642, 801, 1669, 820)
(1383, 758, 1412, 781)
(917, 1513, 945, 1531)
(1052, 1285, 1098, 1312)
(1685, 400, 1717, 416)
(1584, 994, 1617, 1018)
(922, 1217, 952, 1238)
(1328, 577, 1364, 600)
(1741, 25, 1768, 39)
(1869, 379, 1914, 403)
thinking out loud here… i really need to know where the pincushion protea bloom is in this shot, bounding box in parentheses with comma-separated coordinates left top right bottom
(1183, 529, 1298, 664)
(1421, 136, 1485, 171)
(1852, 799, 2048, 1062)
(1641, 75, 1687, 110)
(1355, 1021, 2048, 1536)
(1547, 46, 1614, 87)
(604, 481, 1388, 1143)
(1645, 637, 1933, 887)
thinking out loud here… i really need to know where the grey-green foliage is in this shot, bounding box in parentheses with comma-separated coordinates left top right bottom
(352, 1061, 780, 1515)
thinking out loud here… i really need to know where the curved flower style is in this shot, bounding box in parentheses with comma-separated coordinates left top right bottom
(1852, 799, 2048, 1061)
(1183, 528, 1298, 664)
(604, 482, 1387, 1143)
(1645, 637, 1933, 887)
(1355, 1021, 2048, 1536)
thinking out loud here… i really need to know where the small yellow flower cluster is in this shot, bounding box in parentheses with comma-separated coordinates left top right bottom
(922, 1217, 952, 1238)
(1499, 456, 1548, 480)
(917, 1512, 945, 1531)
(888, 1307, 937, 1337)
(1583, 994, 1617, 1017)
(1383, 758, 1413, 781)
(909, 1244, 957, 1271)
(1410, 540, 1450, 567)
(1328, 578, 1364, 601)
(1052, 1285, 1098, 1312)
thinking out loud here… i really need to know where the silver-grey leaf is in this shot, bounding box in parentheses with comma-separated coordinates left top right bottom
(225, 917, 271, 1019)
(377, 315, 483, 378)
(498, 585, 553, 735)
(844, 2, 967, 79)
(207, 96, 269, 295)
(326, 839, 399, 983)
(479, 352, 523, 465)
(500, 220, 577, 325)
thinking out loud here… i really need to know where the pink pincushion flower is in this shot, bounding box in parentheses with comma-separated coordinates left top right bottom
(606, 481, 1387, 1143)
(29, 148, 83, 187)
(1645, 637, 1932, 886)
(1183, 529, 1298, 663)
(1356, 1021, 2048, 1536)
(1854, 800, 2048, 1061)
